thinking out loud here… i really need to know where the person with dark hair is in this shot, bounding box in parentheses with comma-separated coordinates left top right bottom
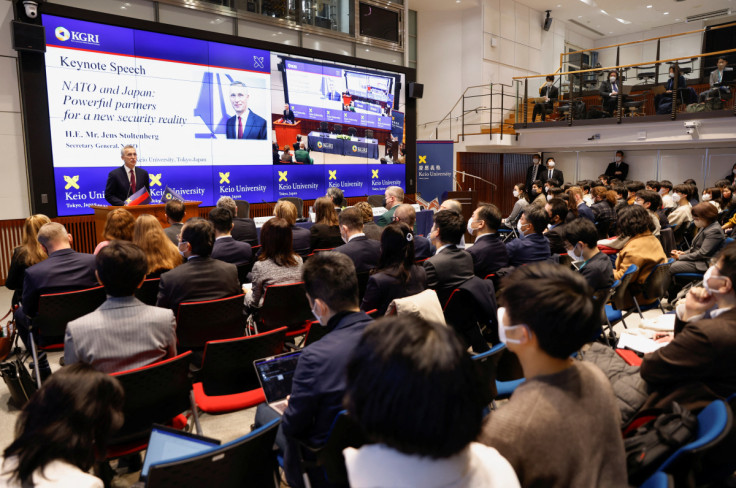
(310, 196, 343, 251)
(17, 222, 98, 381)
(525, 154, 543, 193)
(670, 202, 724, 275)
(393, 204, 433, 258)
(64, 241, 176, 373)
(600, 71, 628, 116)
(505, 205, 550, 267)
(564, 218, 613, 290)
(541, 157, 564, 186)
(467, 204, 509, 278)
(503, 183, 529, 228)
(699, 55, 731, 102)
(684, 178, 700, 207)
(274, 200, 311, 255)
(567, 186, 594, 223)
(645, 180, 661, 192)
(163, 199, 185, 245)
(245, 217, 302, 308)
(272, 252, 372, 488)
(326, 187, 345, 210)
(532, 75, 558, 123)
(668, 184, 694, 229)
(216, 196, 258, 247)
(702, 187, 723, 212)
(727, 162, 736, 184)
(543, 198, 569, 255)
(361, 222, 427, 316)
(634, 189, 664, 236)
(424, 210, 474, 295)
(626, 180, 645, 205)
(0, 364, 124, 487)
(655, 64, 688, 113)
(590, 186, 617, 237)
(209, 207, 252, 266)
(530, 180, 547, 207)
(640, 243, 736, 413)
(354, 201, 382, 241)
(156, 218, 240, 313)
(480, 263, 627, 487)
(334, 207, 381, 273)
(659, 180, 675, 209)
(604, 150, 629, 183)
(613, 205, 667, 308)
(344, 316, 520, 487)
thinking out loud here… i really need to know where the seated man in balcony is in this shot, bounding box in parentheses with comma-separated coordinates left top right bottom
(699, 56, 732, 103)
(532, 75, 558, 122)
(599, 70, 628, 116)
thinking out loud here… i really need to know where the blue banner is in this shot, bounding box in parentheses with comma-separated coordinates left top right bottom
(391, 110, 405, 141)
(273, 166, 325, 200)
(212, 165, 274, 202)
(368, 165, 405, 195)
(417, 141, 454, 203)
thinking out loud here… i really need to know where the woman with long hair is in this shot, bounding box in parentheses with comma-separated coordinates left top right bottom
(0, 363, 124, 487)
(360, 222, 427, 316)
(94, 208, 135, 254)
(273, 200, 311, 255)
(502, 183, 529, 228)
(132, 214, 183, 278)
(309, 196, 343, 251)
(6, 215, 51, 307)
(245, 217, 303, 308)
(590, 186, 617, 237)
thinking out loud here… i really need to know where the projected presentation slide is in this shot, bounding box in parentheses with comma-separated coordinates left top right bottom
(41, 14, 405, 216)
(282, 57, 395, 131)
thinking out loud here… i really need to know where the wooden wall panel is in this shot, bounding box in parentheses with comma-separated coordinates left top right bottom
(457, 152, 533, 216)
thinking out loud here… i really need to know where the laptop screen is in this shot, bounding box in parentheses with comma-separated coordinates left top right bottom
(254, 351, 302, 404)
(141, 425, 220, 479)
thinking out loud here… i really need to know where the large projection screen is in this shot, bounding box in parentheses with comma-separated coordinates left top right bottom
(39, 13, 408, 216)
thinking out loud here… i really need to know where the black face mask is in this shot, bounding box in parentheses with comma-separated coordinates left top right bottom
(383, 197, 387, 208)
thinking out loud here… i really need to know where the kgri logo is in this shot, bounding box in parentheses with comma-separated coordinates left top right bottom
(55, 27, 70, 42)
(317, 141, 323, 149)
(351, 145, 358, 152)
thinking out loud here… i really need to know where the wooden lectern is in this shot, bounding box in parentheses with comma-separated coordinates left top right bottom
(444, 191, 478, 242)
(274, 120, 302, 149)
(89, 202, 201, 244)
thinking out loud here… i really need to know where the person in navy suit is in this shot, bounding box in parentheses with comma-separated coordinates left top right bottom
(209, 207, 252, 266)
(423, 210, 475, 305)
(540, 157, 564, 186)
(104, 145, 150, 206)
(17, 223, 97, 379)
(466, 204, 509, 279)
(333, 208, 381, 274)
(505, 206, 551, 266)
(543, 198, 569, 255)
(281, 103, 296, 124)
(393, 204, 435, 258)
(568, 186, 595, 223)
(216, 196, 258, 247)
(225, 82, 268, 140)
(256, 252, 373, 488)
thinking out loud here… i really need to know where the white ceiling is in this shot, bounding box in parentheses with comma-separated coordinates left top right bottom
(407, 0, 735, 38)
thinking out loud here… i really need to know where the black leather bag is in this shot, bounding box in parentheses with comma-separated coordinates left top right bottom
(0, 357, 37, 408)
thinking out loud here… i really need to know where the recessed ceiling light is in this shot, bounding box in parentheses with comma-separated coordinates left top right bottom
(557, 4, 562, 7)
(600, 9, 608, 14)
(578, 15, 582, 18)
(663, 11, 669, 15)
(646, 4, 652, 8)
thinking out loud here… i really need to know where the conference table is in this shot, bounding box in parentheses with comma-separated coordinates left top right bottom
(254, 209, 434, 242)
(306, 131, 379, 160)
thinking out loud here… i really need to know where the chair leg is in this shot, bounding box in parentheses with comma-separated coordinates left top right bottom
(190, 391, 203, 435)
(29, 333, 42, 389)
(632, 297, 644, 319)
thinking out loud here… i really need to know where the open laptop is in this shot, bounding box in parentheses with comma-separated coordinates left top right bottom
(254, 350, 302, 414)
(139, 424, 220, 482)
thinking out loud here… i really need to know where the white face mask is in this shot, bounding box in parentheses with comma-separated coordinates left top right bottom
(659, 188, 666, 195)
(513, 190, 519, 198)
(517, 220, 525, 235)
(610, 76, 617, 83)
(703, 266, 729, 295)
(497, 307, 529, 345)
(311, 300, 325, 325)
(548, 162, 555, 168)
(672, 193, 682, 203)
(533, 159, 540, 165)
(703, 194, 712, 202)
(546, 194, 553, 202)
(615, 156, 622, 162)
(467, 217, 475, 235)
(732, 169, 736, 175)
(567, 243, 584, 261)
(669, 72, 675, 78)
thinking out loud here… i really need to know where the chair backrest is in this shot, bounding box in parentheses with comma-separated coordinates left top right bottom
(356, 271, 370, 302)
(304, 411, 365, 486)
(278, 197, 304, 218)
(235, 200, 250, 219)
(471, 343, 506, 404)
(347, 127, 357, 137)
(658, 227, 676, 256)
(611, 264, 638, 311)
(366, 195, 384, 208)
(236, 262, 253, 285)
(442, 285, 497, 347)
(658, 399, 732, 473)
(319, 121, 329, 132)
(593, 284, 617, 323)
(176, 295, 246, 350)
(258, 282, 314, 332)
(35, 286, 107, 344)
(198, 327, 286, 396)
(109, 352, 194, 445)
(642, 258, 674, 301)
(135, 278, 161, 306)
(303, 320, 327, 347)
(145, 418, 281, 488)
(333, 123, 343, 134)
(364, 129, 374, 139)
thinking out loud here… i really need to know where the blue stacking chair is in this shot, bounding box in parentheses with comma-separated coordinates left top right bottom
(632, 258, 675, 316)
(604, 264, 638, 329)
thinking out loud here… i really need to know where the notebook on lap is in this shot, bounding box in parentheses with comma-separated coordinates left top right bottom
(140, 424, 220, 482)
(254, 351, 302, 415)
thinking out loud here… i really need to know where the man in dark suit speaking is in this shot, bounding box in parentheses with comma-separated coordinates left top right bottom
(226, 81, 267, 140)
(104, 145, 150, 206)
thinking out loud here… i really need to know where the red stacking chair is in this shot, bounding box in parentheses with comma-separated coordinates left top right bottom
(192, 327, 287, 413)
(176, 294, 246, 352)
(134, 277, 160, 306)
(252, 282, 313, 337)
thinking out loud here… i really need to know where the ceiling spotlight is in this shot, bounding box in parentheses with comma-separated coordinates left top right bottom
(663, 11, 669, 15)
(646, 4, 652, 8)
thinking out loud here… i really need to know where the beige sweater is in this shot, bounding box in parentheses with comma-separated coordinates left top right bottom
(480, 361, 627, 488)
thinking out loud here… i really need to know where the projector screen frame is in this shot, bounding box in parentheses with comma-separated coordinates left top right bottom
(17, 2, 417, 218)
